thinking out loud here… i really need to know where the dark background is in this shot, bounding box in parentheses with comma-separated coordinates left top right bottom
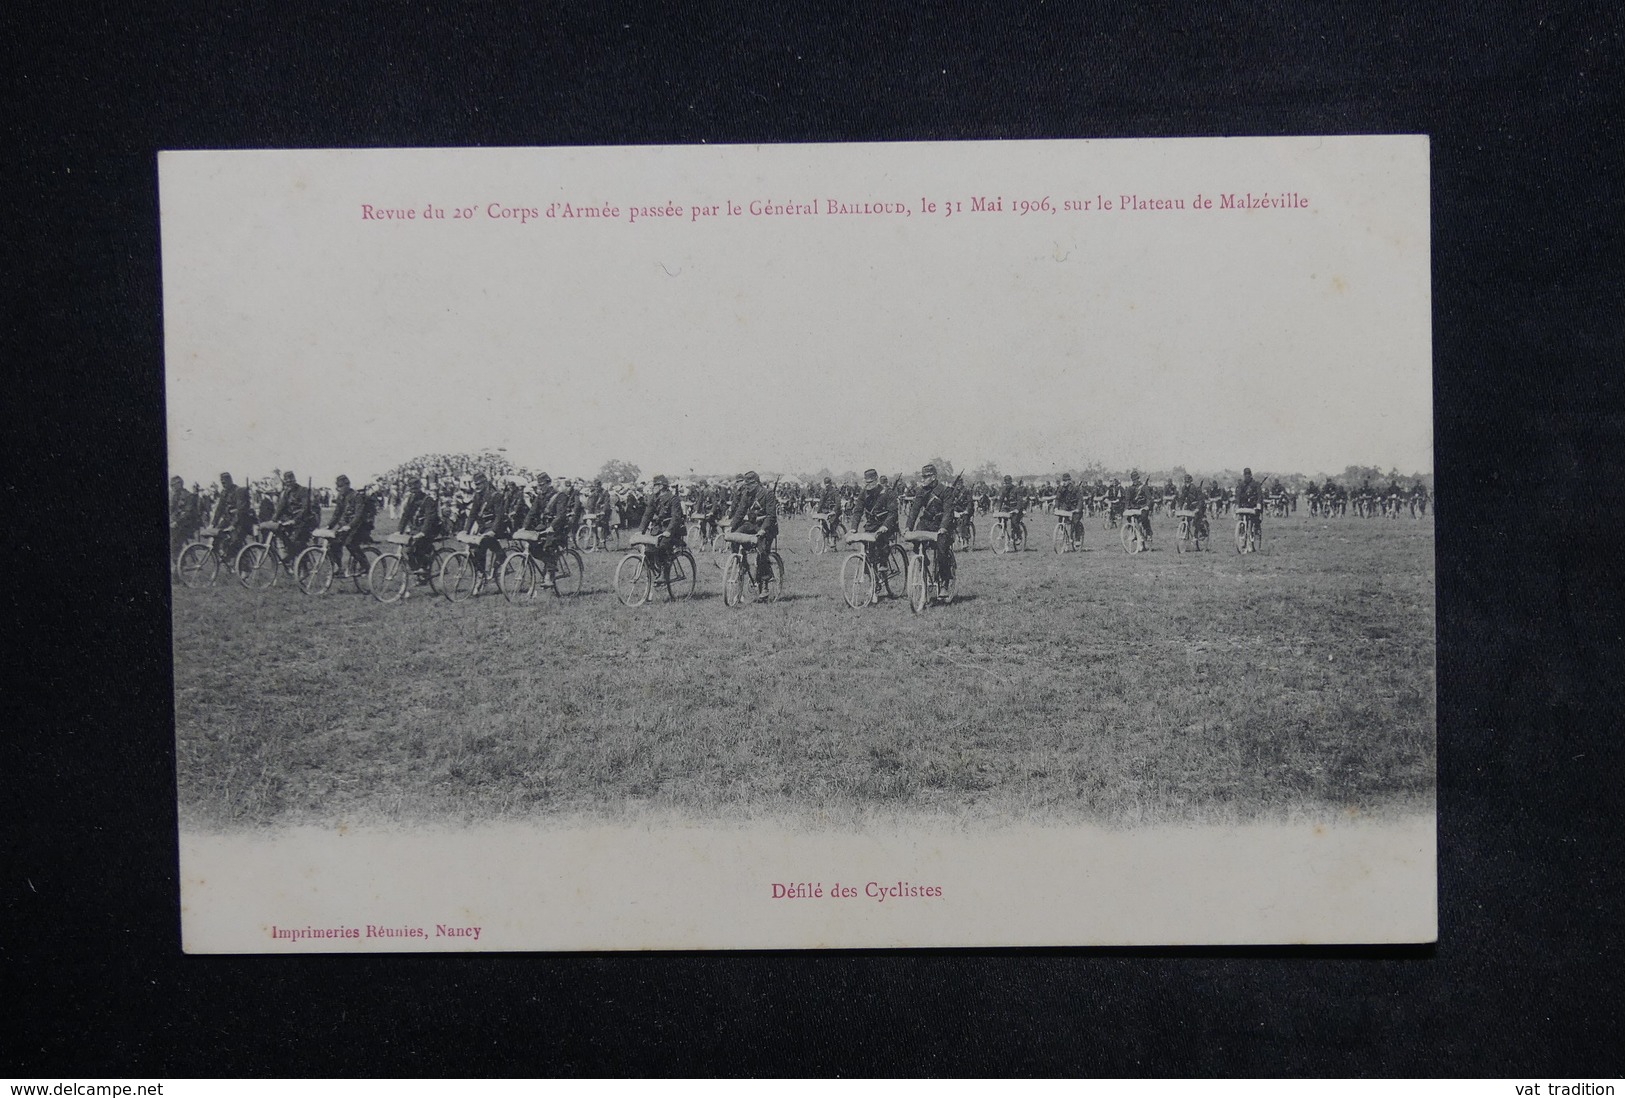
(5, 1, 1621, 1077)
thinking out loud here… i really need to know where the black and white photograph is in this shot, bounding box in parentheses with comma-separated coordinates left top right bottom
(163, 137, 1435, 950)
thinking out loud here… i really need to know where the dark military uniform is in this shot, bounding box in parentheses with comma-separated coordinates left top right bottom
(273, 479, 318, 554)
(211, 481, 254, 558)
(906, 478, 957, 586)
(728, 476, 779, 585)
(1054, 476, 1082, 538)
(330, 484, 374, 572)
(464, 480, 509, 571)
(1235, 472, 1263, 535)
(170, 481, 200, 563)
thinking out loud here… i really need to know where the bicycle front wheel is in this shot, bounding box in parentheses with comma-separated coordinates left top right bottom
(295, 546, 334, 595)
(576, 523, 595, 552)
(500, 554, 537, 603)
(369, 553, 409, 603)
(722, 557, 746, 607)
(614, 553, 651, 607)
(440, 552, 476, 602)
(1235, 521, 1249, 554)
(237, 543, 275, 590)
(808, 525, 827, 555)
(840, 553, 874, 609)
(1052, 525, 1066, 554)
(992, 524, 1009, 554)
(176, 543, 220, 588)
(907, 556, 928, 614)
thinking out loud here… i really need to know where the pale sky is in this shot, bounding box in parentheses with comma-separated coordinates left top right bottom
(161, 138, 1432, 485)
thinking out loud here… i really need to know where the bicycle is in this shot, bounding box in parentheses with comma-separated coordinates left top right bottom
(839, 531, 908, 609)
(438, 532, 507, 602)
(501, 530, 586, 603)
(1101, 501, 1121, 530)
(1051, 509, 1083, 553)
(235, 520, 302, 590)
(175, 525, 232, 588)
(721, 531, 783, 607)
(294, 527, 378, 595)
(1174, 509, 1208, 553)
(368, 532, 455, 602)
(693, 513, 720, 552)
(902, 530, 955, 613)
(954, 509, 976, 552)
(990, 511, 1027, 554)
(807, 511, 846, 555)
(1234, 507, 1263, 553)
(1119, 507, 1150, 554)
(614, 533, 697, 606)
(575, 516, 620, 553)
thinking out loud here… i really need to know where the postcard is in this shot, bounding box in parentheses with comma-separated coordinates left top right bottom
(164, 137, 1434, 950)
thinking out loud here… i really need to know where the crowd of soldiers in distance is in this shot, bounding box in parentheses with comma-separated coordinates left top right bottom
(170, 452, 1433, 592)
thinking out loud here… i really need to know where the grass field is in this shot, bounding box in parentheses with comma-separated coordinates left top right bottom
(172, 509, 1435, 832)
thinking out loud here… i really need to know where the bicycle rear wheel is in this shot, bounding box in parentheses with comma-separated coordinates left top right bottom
(761, 552, 783, 602)
(554, 548, 586, 597)
(347, 547, 380, 592)
(666, 549, 696, 601)
(840, 553, 874, 609)
(882, 545, 908, 598)
(614, 553, 651, 607)
(369, 553, 409, 603)
(176, 543, 220, 588)
(440, 551, 476, 602)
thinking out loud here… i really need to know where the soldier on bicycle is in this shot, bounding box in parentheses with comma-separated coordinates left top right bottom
(1176, 473, 1208, 541)
(170, 475, 200, 564)
(816, 476, 842, 538)
(855, 468, 899, 563)
(727, 470, 779, 599)
(905, 463, 957, 590)
(1126, 470, 1153, 548)
(1054, 472, 1083, 541)
(272, 470, 319, 556)
(400, 481, 444, 578)
(640, 474, 687, 590)
(463, 471, 509, 575)
(996, 473, 1022, 514)
(210, 473, 254, 561)
(1235, 467, 1264, 533)
(585, 479, 613, 548)
(328, 474, 373, 576)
